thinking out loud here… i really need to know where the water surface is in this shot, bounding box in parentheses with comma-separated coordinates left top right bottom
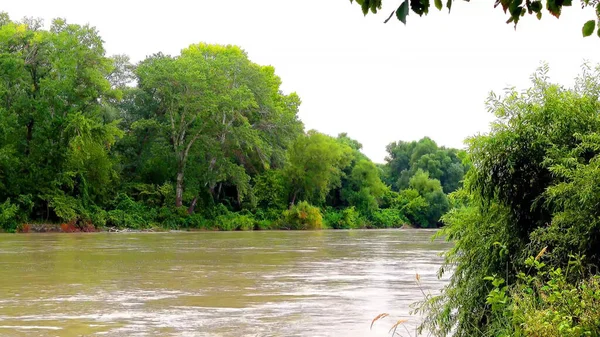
(0, 229, 450, 336)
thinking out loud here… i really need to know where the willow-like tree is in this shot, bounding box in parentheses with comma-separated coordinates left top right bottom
(416, 64, 600, 336)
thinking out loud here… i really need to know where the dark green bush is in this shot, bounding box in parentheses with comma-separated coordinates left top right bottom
(323, 207, 362, 229)
(214, 211, 256, 231)
(156, 206, 188, 229)
(323, 208, 343, 229)
(106, 194, 154, 229)
(184, 213, 212, 229)
(369, 208, 408, 228)
(0, 199, 18, 232)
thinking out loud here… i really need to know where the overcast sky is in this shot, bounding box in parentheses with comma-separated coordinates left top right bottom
(4, 1, 600, 162)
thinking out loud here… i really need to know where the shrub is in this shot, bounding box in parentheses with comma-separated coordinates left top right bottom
(0, 199, 18, 232)
(323, 207, 362, 229)
(280, 201, 323, 230)
(370, 208, 408, 228)
(341, 207, 360, 229)
(323, 208, 343, 229)
(106, 193, 155, 229)
(254, 208, 283, 222)
(184, 213, 212, 229)
(79, 205, 107, 228)
(483, 254, 600, 337)
(255, 219, 274, 230)
(214, 211, 256, 231)
(156, 206, 187, 229)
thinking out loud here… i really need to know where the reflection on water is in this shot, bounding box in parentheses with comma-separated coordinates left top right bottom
(0, 229, 450, 336)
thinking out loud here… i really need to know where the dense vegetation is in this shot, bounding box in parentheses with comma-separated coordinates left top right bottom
(414, 64, 600, 336)
(0, 14, 467, 232)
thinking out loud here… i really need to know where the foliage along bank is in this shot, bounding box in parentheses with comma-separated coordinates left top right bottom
(0, 13, 467, 232)
(414, 64, 600, 337)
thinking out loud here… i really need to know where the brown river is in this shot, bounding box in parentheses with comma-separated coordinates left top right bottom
(0, 229, 450, 337)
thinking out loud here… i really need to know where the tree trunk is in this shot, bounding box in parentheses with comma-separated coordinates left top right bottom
(216, 182, 223, 200)
(175, 170, 184, 207)
(25, 119, 34, 156)
(187, 196, 198, 214)
(290, 190, 298, 208)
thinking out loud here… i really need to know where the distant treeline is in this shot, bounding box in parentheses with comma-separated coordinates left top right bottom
(0, 13, 468, 231)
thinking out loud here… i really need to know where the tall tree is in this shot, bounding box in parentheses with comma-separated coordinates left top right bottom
(384, 137, 466, 193)
(133, 44, 302, 209)
(0, 15, 122, 222)
(328, 133, 388, 215)
(285, 131, 353, 206)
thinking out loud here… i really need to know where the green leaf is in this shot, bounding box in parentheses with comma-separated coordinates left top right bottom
(384, 10, 395, 23)
(361, 0, 370, 15)
(546, 0, 561, 18)
(421, 0, 431, 15)
(582, 20, 595, 37)
(435, 0, 443, 10)
(598, 25, 600, 38)
(530, 1, 542, 13)
(447, 0, 452, 12)
(499, 0, 512, 13)
(536, 11, 542, 19)
(411, 0, 426, 16)
(396, 0, 409, 24)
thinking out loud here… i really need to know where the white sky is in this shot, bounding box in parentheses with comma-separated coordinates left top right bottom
(4, 1, 600, 162)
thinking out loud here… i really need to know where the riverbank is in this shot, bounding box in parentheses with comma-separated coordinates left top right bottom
(10, 222, 417, 233)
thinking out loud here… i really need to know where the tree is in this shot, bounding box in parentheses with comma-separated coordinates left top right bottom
(408, 169, 449, 226)
(349, 0, 600, 37)
(329, 133, 388, 215)
(0, 14, 122, 223)
(135, 52, 215, 208)
(134, 44, 302, 209)
(284, 131, 353, 206)
(416, 64, 600, 336)
(383, 137, 466, 193)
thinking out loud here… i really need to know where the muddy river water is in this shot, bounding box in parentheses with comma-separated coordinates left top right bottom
(0, 229, 450, 336)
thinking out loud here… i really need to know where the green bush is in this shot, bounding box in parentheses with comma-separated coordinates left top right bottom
(255, 219, 275, 230)
(370, 208, 408, 228)
(280, 201, 323, 230)
(80, 205, 107, 228)
(106, 193, 154, 229)
(156, 206, 188, 229)
(323, 207, 362, 229)
(254, 208, 283, 222)
(341, 207, 360, 229)
(214, 211, 256, 231)
(323, 208, 343, 229)
(0, 199, 18, 232)
(483, 254, 600, 337)
(184, 213, 212, 229)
